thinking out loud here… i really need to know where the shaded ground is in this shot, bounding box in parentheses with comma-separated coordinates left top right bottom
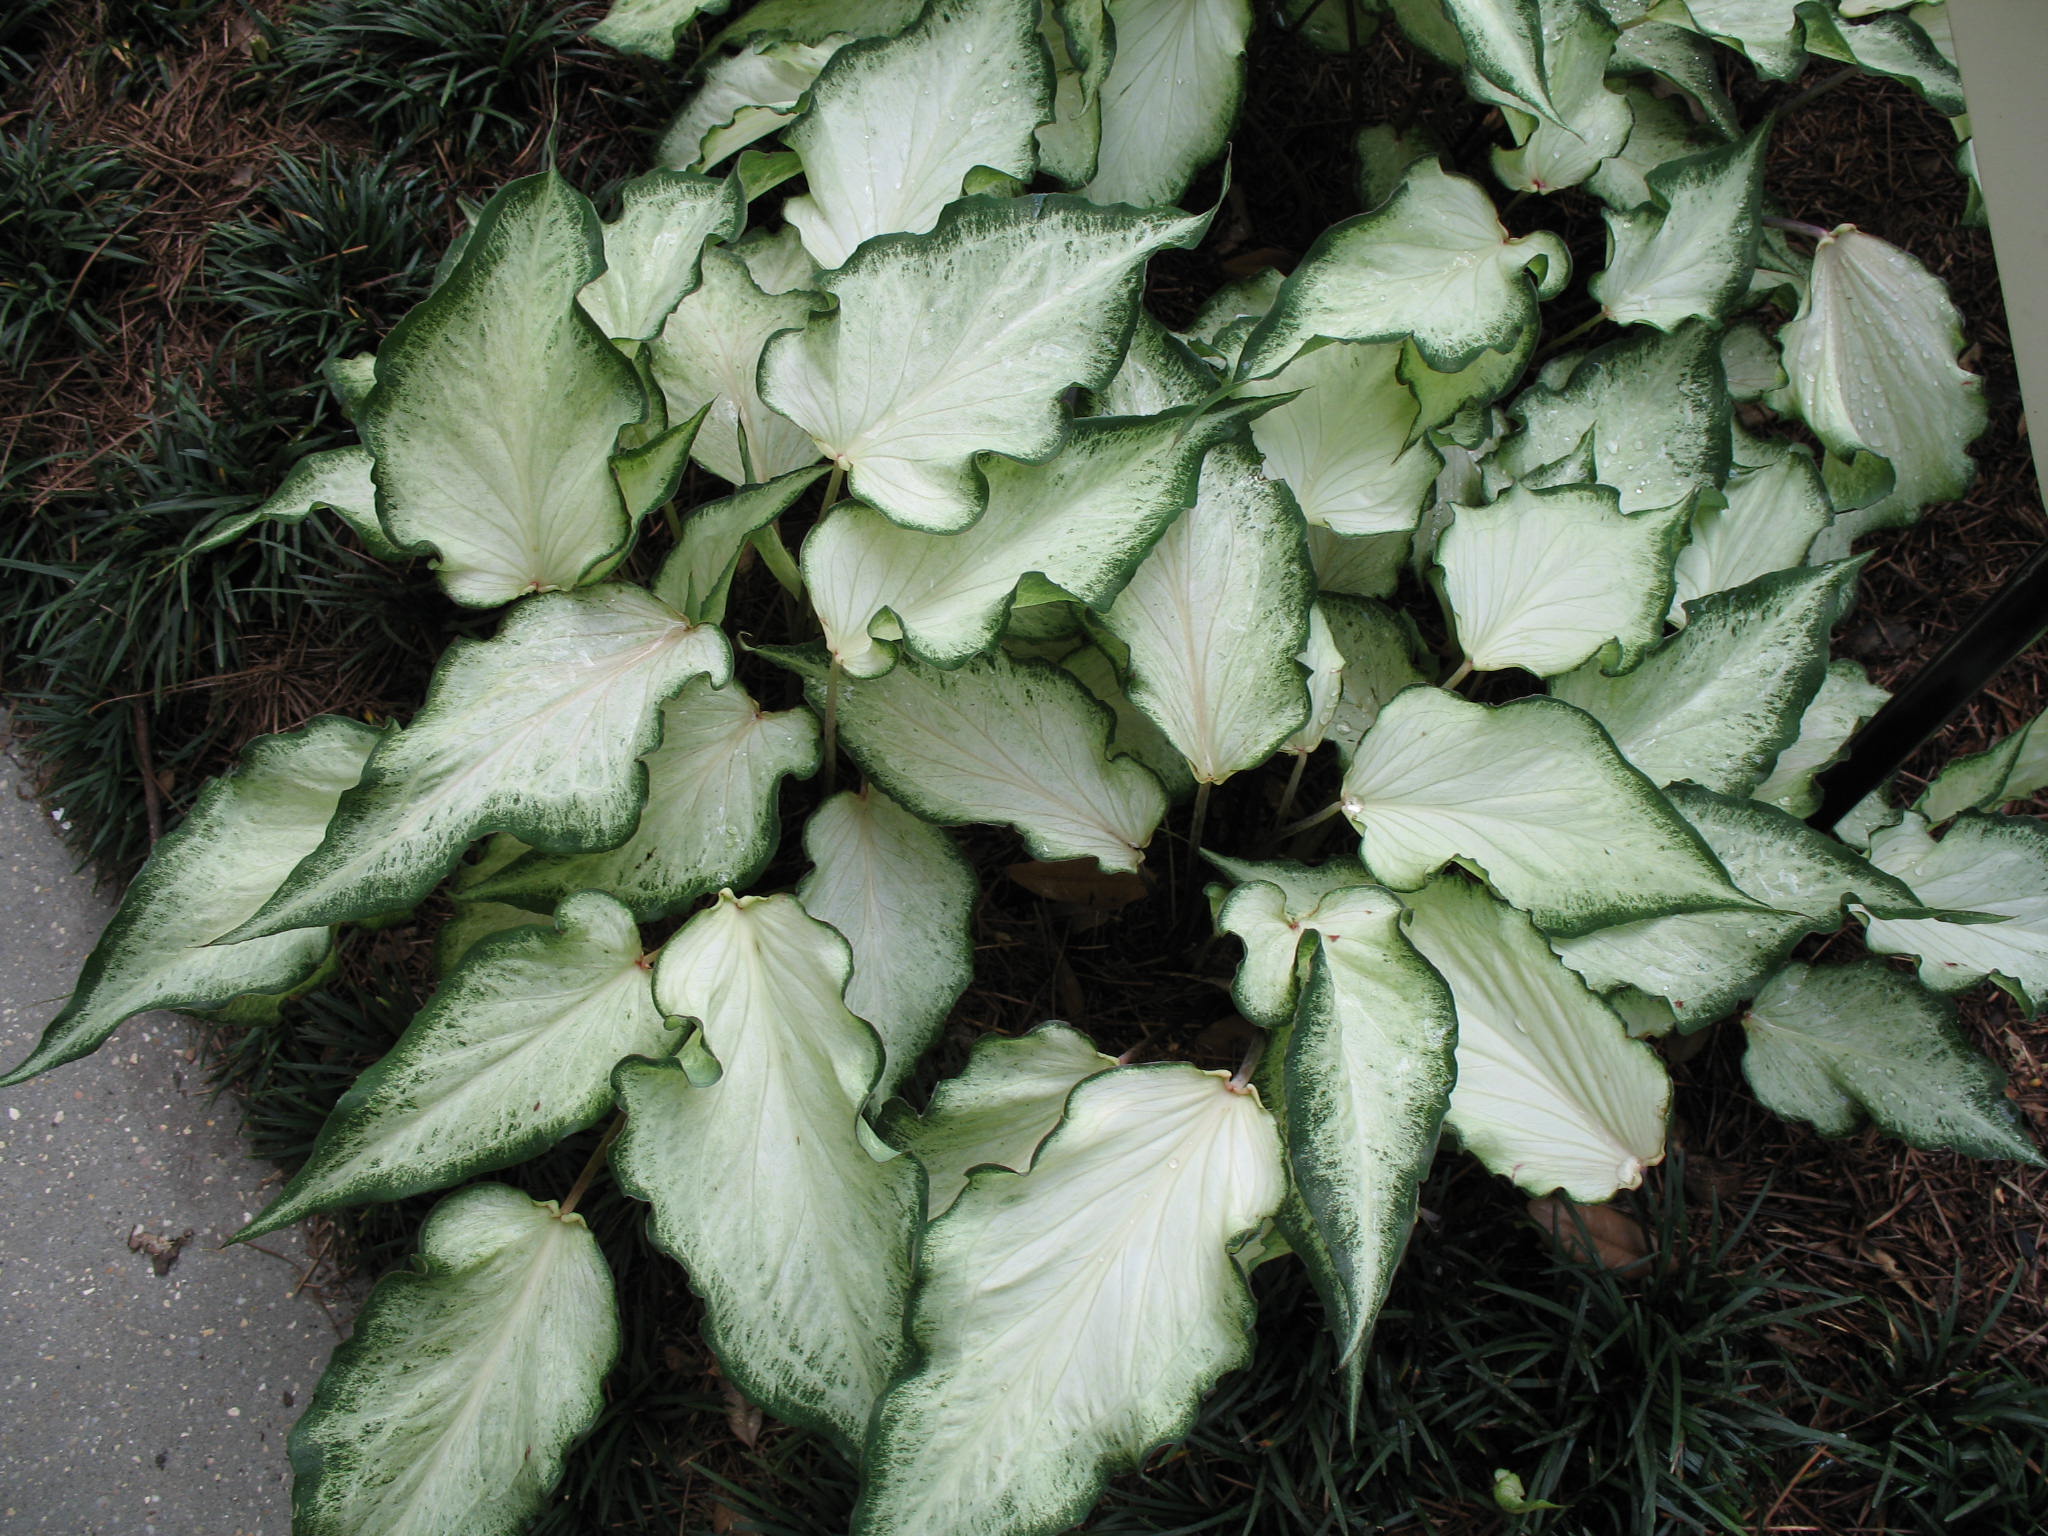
(2, 5, 2044, 1534)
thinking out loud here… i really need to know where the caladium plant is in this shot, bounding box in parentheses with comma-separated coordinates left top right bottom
(9, 0, 2042, 1531)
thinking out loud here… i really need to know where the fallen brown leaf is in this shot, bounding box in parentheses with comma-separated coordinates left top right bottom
(1527, 1197, 1661, 1275)
(1006, 858, 1149, 912)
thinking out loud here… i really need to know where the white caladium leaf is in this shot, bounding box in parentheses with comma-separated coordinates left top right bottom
(1592, 129, 1767, 330)
(762, 196, 1208, 533)
(438, 836, 550, 975)
(1720, 317, 1787, 401)
(1742, 961, 2042, 1163)
(230, 585, 731, 939)
(1237, 160, 1569, 380)
(1554, 784, 1927, 1029)
(806, 406, 1253, 678)
(798, 787, 977, 1098)
(362, 172, 650, 608)
(653, 466, 830, 624)
(1036, 0, 1110, 185)
(1404, 877, 1669, 1200)
(1339, 688, 1755, 935)
(193, 446, 404, 560)
(1323, 595, 1432, 765)
(1496, 321, 1729, 511)
(1753, 659, 1888, 820)
(614, 893, 918, 1447)
(1551, 559, 1861, 796)
(242, 893, 670, 1236)
(1279, 918, 1458, 1362)
(1608, 19, 1740, 135)
(594, 0, 730, 57)
(1800, 2, 1965, 115)
(1491, 0, 1630, 194)
(578, 170, 743, 341)
(658, 37, 848, 171)
(712, 0, 923, 47)
(1308, 525, 1410, 601)
(886, 1022, 1116, 1212)
(1441, 0, 1560, 120)
(1920, 711, 2048, 825)
(1861, 814, 2048, 1015)
(1437, 483, 1688, 677)
(1675, 0, 1808, 78)
(1284, 606, 1346, 756)
(649, 247, 826, 487)
(855, 1063, 1285, 1536)
(1098, 441, 1315, 784)
(289, 1184, 618, 1536)
(1669, 446, 1831, 615)
(1059, 641, 1198, 799)
(0, 717, 377, 1088)
(1209, 856, 1376, 1026)
(1245, 341, 1442, 537)
(1767, 225, 1986, 537)
(797, 646, 1167, 871)
(1083, 0, 1251, 207)
(466, 677, 819, 920)
(785, 0, 1051, 269)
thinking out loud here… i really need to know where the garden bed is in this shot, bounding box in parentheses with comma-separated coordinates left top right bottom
(3, 3, 2045, 1533)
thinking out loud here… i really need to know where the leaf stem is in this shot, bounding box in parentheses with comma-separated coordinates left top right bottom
(1536, 311, 1603, 361)
(822, 654, 844, 797)
(558, 1114, 625, 1218)
(1763, 214, 1833, 243)
(1277, 799, 1344, 839)
(1227, 1031, 1267, 1093)
(1443, 656, 1474, 692)
(1777, 64, 1859, 120)
(748, 520, 803, 598)
(1189, 780, 1213, 858)
(821, 462, 846, 516)
(1274, 751, 1308, 834)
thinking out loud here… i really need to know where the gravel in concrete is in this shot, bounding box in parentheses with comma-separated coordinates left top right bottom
(0, 735, 351, 1535)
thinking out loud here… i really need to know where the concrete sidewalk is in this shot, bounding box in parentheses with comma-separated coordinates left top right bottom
(0, 733, 350, 1535)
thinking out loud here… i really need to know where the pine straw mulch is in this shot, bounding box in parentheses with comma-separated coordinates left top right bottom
(5, 9, 2047, 1532)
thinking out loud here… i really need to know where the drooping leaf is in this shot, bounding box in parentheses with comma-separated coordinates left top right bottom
(288, 1184, 619, 1536)
(578, 170, 744, 341)
(1339, 687, 1755, 934)
(1860, 813, 2048, 1016)
(1668, 446, 1831, 614)
(1284, 606, 1346, 756)
(1490, 0, 1630, 194)
(1768, 225, 1986, 544)
(1440, 0, 1560, 120)
(711, 0, 924, 48)
(885, 1022, 1116, 1212)
(798, 787, 977, 1098)
(243, 893, 671, 1237)
(785, 0, 1052, 268)
(1553, 783, 1928, 1029)
(1494, 320, 1729, 511)
(228, 585, 731, 939)
(1059, 641, 1199, 798)
(789, 645, 1167, 871)
(613, 893, 918, 1447)
(1798, 1, 1965, 115)
(648, 246, 827, 487)
(594, 0, 732, 58)
(1436, 482, 1688, 677)
(1083, 0, 1253, 207)
(657, 36, 848, 171)
(465, 677, 819, 920)
(761, 195, 1208, 533)
(1591, 128, 1767, 330)
(1550, 559, 1863, 796)
(1268, 904, 1457, 1362)
(1742, 961, 2042, 1162)
(1097, 440, 1315, 784)
(362, 172, 650, 608)
(1236, 159, 1569, 380)
(1209, 855, 1377, 1026)
(1036, 0, 1110, 185)
(1583, 85, 1714, 211)
(805, 406, 1254, 678)
(1673, 0, 1808, 78)
(1920, 710, 2048, 825)
(855, 1064, 1285, 1536)
(1404, 877, 1670, 1201)
(1752, 658, 1889, 820)
(192, 446, 404, 560)
(0, 716, 378, 1088)
(1607, 19, 1740, 136)
(652, 465, 831, 624)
